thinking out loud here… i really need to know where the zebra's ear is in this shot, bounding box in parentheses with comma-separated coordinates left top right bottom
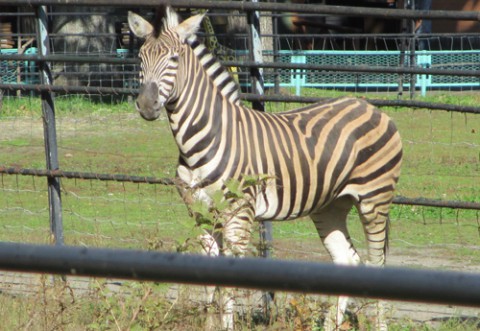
(128, 11, 153, 39)
(162, 6, 180, 30)
(174, 11, 206, 43)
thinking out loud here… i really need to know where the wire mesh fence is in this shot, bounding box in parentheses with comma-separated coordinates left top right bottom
(0, 97, 478, 263)
(0, 0, 478, 254)
(2, 5, 480, 98)
(0, 2, 479, 328)
(0, 0, 478, 257)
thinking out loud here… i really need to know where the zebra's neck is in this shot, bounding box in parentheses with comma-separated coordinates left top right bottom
(186, 35, 241, 105)
(166, 44, 239, 181)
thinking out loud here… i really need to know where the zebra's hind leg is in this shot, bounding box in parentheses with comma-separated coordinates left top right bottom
(357, 196, 393, 331)
(311, 196, 360, 331)
(217, 200, 256, 331)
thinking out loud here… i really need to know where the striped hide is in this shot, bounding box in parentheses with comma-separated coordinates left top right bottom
(128, 6, 402, 331)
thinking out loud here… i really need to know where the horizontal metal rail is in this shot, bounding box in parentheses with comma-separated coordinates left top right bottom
(243, 94, 480, 115)
(2, 83, 480, 114)
(1, 166, 478, 210)
(393, 196, 480, 211)
(1, 81, 480, 115)
(1, 242, 480, 307)
(2, 30, 477, 41)
(1, 0, 479, 21)
(0, 83, 137, 96)
(2, 54, 480, 78)
(225, 60, 480, 78)
(0, 54, 137, 64)
(0, 166, 174, 185)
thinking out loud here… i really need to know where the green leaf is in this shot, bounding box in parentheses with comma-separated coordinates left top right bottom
(225, 178, 244, 199)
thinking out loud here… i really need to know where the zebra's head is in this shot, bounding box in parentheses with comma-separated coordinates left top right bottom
(128, 7, 205, 121)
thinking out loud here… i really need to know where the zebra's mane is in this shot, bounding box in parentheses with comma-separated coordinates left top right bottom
(186, 35, 241, 105)
(157, 6, 241, 105)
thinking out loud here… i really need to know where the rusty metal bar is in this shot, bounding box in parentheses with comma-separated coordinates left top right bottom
(222, 60, 480, 78)
(0, 0, 479, 21)
(2, 53, 480, 78)
(0, 166, 174, 185)
(1, 166, 478, 211)
(392, 196, 480, 210)
(35, 5, 64, 246)
(242, 93, 480, 114)
(2, 83, 480, 114)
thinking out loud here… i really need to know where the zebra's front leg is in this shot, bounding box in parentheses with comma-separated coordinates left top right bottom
(218, 200, 255, 331)
(198, 230, 223, 331)
(311, 197, 360, 331)
(322, 228, 361, 331)
(175, 176, 225, 329)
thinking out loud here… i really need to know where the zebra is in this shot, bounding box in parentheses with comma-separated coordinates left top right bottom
(128, 6, 402, 331)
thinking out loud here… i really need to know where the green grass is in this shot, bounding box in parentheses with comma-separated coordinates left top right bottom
(1, 92, 478, 256)
(0, 92, 479, 329)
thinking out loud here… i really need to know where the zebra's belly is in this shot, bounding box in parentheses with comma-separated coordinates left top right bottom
(178, 163, 337, 221)
(254, 183, 324, 221)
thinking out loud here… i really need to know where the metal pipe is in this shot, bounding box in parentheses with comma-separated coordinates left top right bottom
(35, 5, 64, 246)
(247, 2, 265, 112)
(0, 166, 174, 185)
(392, 196, 480, 210)
(409, 0, 417, 99)
(1, 166, 479, 210)
(246, 3, 273, 307)
(0, 54, 137, 64)
(222, 60, 480, 78)
(2, 83, 480, 114)
(0, 0, 479, 21)
(1, 242, 480, 307)
(0, 83, 137, 95)
(242, 94, 480, 114)
(2, 53, 480, 78)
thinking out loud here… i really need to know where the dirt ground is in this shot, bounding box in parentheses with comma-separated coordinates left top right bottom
(271, 238, 480, 328)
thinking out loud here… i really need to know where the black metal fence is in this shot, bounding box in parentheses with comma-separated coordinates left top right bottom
(2, 1, 480, 98)
(1, 241, 480, 308)
(0, 0, 479, 312)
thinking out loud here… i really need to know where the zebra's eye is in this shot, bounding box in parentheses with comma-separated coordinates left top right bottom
(170, 54, 179, 63)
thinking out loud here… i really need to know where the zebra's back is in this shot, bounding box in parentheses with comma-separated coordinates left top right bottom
(218, 97, 402, 221)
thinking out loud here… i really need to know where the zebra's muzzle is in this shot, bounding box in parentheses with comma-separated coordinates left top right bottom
(137, 105, 162, 121)
(135, 82, 163, 121)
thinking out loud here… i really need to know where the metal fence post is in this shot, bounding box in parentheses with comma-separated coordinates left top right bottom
(409, 0, 417, 99)
(247, 0, 274, 314)
(35, 6, 64, 246)
(247, 1, 273, 260)
(248, 2, 265, 112)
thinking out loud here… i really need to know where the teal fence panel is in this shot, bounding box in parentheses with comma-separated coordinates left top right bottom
(260, 50, 480, 96)
(0, 47, 38, 85)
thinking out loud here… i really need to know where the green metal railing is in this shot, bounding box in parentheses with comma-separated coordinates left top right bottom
(260, 50, 480, 96)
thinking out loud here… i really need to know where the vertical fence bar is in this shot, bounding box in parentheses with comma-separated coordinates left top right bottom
(247, 1, 272, 260)
(397, 0, 408, 98)
(35, 6, 64, 246)
(247, 0, 274, 313)
(409, 0, 417, 99)
(272, 5, 280, 94)
(247, 2, 265, 112)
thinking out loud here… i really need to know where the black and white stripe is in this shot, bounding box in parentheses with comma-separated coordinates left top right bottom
(186, 35, 241, 105)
